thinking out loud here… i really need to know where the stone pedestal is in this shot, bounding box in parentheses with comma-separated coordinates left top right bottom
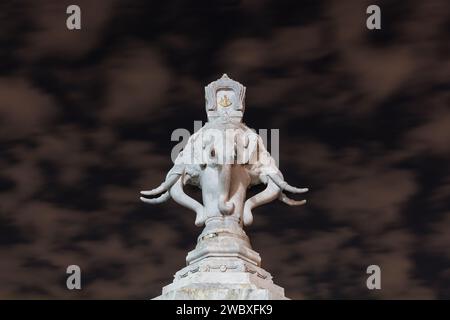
(154, 217, 288, 300)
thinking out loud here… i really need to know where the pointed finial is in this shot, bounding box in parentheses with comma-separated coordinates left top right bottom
(222, 73, 229, 79)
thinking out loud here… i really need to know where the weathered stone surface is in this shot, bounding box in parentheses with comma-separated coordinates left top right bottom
(154, 218, 288, 300)
(155, 267, 287, 300)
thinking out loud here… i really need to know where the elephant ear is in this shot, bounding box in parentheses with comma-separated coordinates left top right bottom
(172, 128, 205, 167)
(246, 135, 279, 186)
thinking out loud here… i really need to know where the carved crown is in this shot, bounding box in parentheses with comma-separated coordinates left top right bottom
(205, 74, 246, 121)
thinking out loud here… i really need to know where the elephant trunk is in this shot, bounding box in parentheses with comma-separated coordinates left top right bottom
(170, 175, 205, 226)
(243, 178, 281, 226)
(218, 164, 234, 215)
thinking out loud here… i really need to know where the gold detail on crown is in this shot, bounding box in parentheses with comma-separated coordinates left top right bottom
(218, 95, 232, 107)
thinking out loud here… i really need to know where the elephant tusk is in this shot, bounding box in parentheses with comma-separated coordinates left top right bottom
(140, 191, 171, 204)
(140, 184, 165, 196)
(279, 192, 306, 206)
(140, 172, 182, 196)
(268, 174, 308, 194)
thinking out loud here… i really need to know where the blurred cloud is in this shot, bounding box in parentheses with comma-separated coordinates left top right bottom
(0, 0, 449, 299)
(102, 44, 172, 124)
(406, 110, 450, 156)
(0, 77, 58, 139)
(19, 0, 116, 61)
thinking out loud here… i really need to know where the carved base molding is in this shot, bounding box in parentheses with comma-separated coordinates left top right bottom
(154, 221, 288, 300)
(154, 257, 287, 300)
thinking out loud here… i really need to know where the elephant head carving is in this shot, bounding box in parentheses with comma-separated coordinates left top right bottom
(140, 74, 308, 228)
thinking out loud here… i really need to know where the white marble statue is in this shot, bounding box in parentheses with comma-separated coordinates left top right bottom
(140, 74, 308, 300)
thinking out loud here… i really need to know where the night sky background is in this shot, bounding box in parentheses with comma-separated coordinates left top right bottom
(0, 0, 449, 299)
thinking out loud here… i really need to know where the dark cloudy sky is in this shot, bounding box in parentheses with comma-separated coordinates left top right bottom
(0, 0, 449, 299)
